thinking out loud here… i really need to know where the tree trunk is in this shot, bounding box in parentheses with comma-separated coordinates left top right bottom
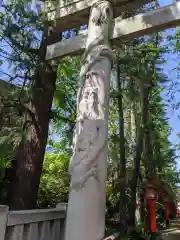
(116, 54, 127, 233)
(143, 79, 155, 181)
(128, 80, 150, 228)
(65, 1, 114, 240)
(8, 24, 57, 210)
(144, 117, 155, 180)
(117, 55, 126, 182)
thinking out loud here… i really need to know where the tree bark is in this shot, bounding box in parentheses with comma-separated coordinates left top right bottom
(65, 2, 114, 240)
(116, 54, 127, 233)
(117, 55, 126, 182)
(143, 115, 155, 180)
(8, 24, 58, 210)
(143, 77, 156, 181)
(128, 80, 150, 228)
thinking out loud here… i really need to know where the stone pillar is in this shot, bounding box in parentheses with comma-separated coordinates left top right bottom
(65, 1, 114, 240)
(0, 205, 9, 240)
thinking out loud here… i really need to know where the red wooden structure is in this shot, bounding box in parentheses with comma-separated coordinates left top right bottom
(145, 185, 158, 233)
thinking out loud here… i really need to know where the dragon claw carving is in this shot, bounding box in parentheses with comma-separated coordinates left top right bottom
(70, 120, 106, 192)
(71, 164, 100, 192)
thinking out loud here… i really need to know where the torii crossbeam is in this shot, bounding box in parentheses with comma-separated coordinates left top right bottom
(46, 2, 180, 60)
(44, 1, 180, 240)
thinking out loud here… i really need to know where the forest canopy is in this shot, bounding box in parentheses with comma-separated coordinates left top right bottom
(0, 0, 179, 238)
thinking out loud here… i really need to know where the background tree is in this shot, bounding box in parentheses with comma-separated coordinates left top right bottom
(0, 3, 179, 238)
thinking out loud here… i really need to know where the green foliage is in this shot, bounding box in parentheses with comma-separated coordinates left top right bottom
(106, 30, 179, 232)
(38, 141, 69, 208)
(37, 56, 80, 208)
(0, 1, 179, 237)
(0, 0, 41, 83)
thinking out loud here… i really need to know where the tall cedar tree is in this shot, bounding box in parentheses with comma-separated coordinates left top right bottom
(8, 21, 59, 209)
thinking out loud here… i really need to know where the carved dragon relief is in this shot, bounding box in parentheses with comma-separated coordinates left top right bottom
(69, 0, 113, 192)
(91, 0, 111, 26)
(78, 71, 106, 121)
(69, 71, 107, 191)
(69, 119, 107, 191)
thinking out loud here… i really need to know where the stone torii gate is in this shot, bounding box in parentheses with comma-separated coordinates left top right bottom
(44, 1, 180, 240)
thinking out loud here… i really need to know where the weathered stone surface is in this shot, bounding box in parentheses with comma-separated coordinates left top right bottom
(4, 206, 66, 240)
(64, 1, 114, 240)
(7, 207, 66, 226)
(0, 205, 9, 240)
(160, 220, 180, 240)
(46, 2, 180, 60)
(45, 0, 153, 34)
